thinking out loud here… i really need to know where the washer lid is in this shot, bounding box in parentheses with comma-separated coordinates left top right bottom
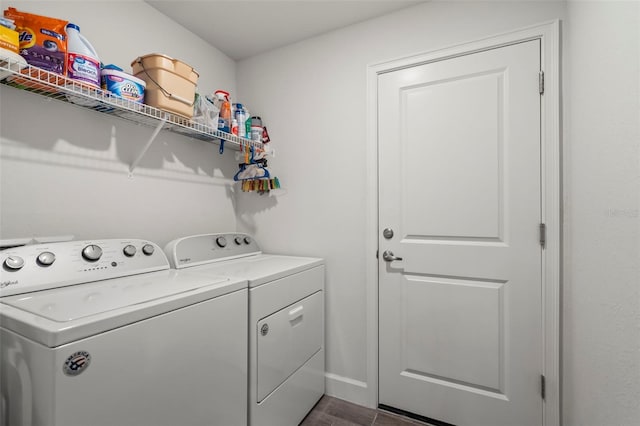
(0, 269, 246, 347)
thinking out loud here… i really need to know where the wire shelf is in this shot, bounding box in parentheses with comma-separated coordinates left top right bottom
(0, 54, 263, 152)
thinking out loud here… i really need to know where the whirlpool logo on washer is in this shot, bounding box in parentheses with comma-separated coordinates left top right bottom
(63, 351, 91, 376)
(0, 280, 19, 288)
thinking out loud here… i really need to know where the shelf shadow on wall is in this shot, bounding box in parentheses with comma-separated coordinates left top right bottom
(0, 86, 236, 184)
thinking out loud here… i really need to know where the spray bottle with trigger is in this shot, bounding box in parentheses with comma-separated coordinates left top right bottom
(214, 90, 232, 154)
(214, 90, 232, 133)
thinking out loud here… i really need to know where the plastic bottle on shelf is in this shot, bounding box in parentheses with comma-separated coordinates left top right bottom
(65, 23, 100, 87)
(234, 103, 247, 138)
(231, 118, 238, 136)
(244, 106, 251, 139)
(250, 116, 263, 142)
(215, 90, 231, 133)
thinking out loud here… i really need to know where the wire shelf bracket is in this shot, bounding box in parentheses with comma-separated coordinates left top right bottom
(128, 115, 168, 177)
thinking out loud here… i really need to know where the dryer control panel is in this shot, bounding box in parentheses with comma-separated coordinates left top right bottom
(165, 233, 261, 269)
(0, 239, 169, 297)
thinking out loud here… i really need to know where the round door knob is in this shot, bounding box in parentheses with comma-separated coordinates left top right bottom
(123, 245, 137, 257)
(4, 256, 25, 271)
(243, 236, 251, 245)
(142, 244, 155, 256)
(216, 236, 227, 248)
(37, 251, 56, 266)
(234, 236, 243, 245)
(82, 245, 103, 262)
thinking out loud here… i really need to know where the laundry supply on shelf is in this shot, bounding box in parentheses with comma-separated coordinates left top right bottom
(233, 103, 248, 138)
(192, 92, 219, 128)
(132, 53, 199, 119)
(250, 116, 263, 143)
(3, 7, 68, 75)
(0, 16, 15, 30)
(101, 64, 145, 104)
(0, 17, 18, 53)
(214, 89, 231, 133)
(244, 105, 251, 138)
(231, 117, 239, 136)
(65, 23, 100, 88)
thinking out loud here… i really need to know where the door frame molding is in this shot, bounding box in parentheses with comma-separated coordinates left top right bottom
(365, 20, 561, 426)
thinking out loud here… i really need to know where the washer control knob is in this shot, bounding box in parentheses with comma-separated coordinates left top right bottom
(4, 256, 25, 271)
(142, 244, 155, 256)
(37, 251, 56, 267)
(123, 245, 137, 257)
(216, 236, 227, 248)
(82, 245, 103, 262)
(234, 236, 243, 245)
(244, 236, 252, 245)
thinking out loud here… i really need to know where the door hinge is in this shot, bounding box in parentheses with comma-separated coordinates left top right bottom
(541, 374, 546, 400)
(376, 249, 379, 259)
(539, 223, 546, 249)
(539, 71, 545, 95)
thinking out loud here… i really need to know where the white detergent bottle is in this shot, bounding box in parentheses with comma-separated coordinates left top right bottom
(65, 23, 100, 87)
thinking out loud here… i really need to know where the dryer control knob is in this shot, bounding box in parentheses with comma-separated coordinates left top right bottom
(82, 245, 103, 262)
(37, 251, 56, 266)
(244, 236, 252, 245)
(216, 236, 227, 248)
(4, 256, 25, 271)
(142, 244, 155, 256)
(234, 236, 243, 245)
(123, 245, 137, 257)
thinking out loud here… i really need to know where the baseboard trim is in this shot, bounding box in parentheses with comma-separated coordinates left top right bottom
(324, 372, 371, 408)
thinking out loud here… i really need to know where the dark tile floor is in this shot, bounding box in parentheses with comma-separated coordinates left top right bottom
(300, 396, 433, 426)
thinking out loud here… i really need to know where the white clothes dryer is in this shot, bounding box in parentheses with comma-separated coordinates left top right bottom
(0, 238, 248, 426)
(165, 233, 325, 426)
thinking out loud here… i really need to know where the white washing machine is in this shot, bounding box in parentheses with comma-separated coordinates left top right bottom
(0, 238, 248, 426)
(165, 233, 325, 426)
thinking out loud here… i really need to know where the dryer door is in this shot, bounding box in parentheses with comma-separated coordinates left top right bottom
(257, 290, 323, 402)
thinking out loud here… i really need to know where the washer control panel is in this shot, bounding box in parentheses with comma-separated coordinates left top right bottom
(0, 239, 169, 297)
(165, 233, 260, 269)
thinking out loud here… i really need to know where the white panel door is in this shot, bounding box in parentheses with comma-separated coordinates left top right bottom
(378, 40, 542, 426)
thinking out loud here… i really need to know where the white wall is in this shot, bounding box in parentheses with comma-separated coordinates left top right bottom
(237, 1, 640, 424)
(563, 1, 640, 425)
(0, 1, 239, 246)
(236, 0, 568, 407)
